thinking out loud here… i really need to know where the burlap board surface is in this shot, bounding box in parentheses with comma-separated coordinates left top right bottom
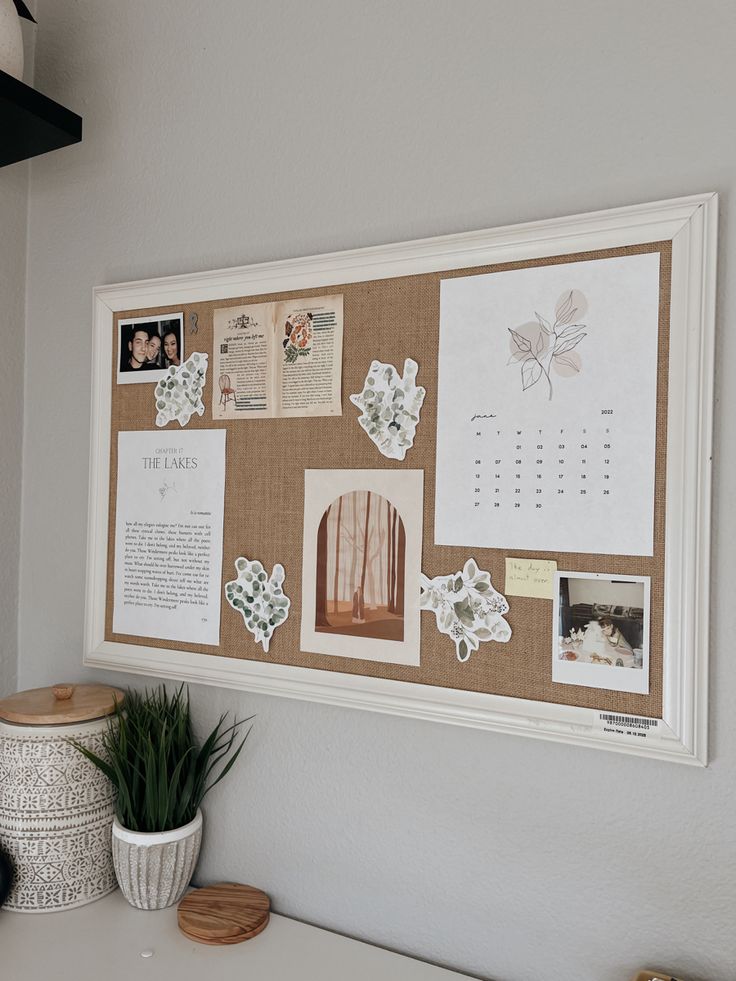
(105, 242, 670, 716)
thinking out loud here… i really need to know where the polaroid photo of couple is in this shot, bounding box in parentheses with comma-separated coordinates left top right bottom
(117, 312, 185, 386)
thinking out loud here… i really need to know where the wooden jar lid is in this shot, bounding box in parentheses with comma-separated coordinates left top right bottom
(178, 883, 270, 945)
(0, 684, 124, 725)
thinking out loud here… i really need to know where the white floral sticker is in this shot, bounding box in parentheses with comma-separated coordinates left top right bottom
(420, 559, 511, 662)
(225, 557, 291, 653)
(349, 358, 426, 461)
(154, 352, 208, 428)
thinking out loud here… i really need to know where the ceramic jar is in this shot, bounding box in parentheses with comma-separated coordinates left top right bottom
(0, 684, 124, 913)
(111, 809, 203, 910)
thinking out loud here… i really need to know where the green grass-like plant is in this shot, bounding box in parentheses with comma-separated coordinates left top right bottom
(71, 685, 251, 833)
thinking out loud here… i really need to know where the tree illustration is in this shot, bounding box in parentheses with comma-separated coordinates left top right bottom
(349, 493, 359, 603)
(376, 502, 386, 605)
(388, 504, 398, 613)
(385, 499, 392, 610)
(315, 508, 329, 627)
(332, 494, 343, 613)
(359, 491, 372, 595)
(395, 520, 406, 616)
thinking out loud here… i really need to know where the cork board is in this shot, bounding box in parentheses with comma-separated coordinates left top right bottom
(103, 240, 671, 719)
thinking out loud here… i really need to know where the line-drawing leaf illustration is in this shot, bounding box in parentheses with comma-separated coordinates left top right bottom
(521, 358, 542, 391)
(508, 328, 532, 354)
(507, 289, 588, 400)
(554, 332, 586, 358)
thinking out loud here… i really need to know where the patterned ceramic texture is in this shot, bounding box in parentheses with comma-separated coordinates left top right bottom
(112, 810, 202, 910)
(0, 718, 117, 912)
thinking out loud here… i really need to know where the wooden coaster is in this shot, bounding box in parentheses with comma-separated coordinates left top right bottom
(177, 883, 270, 945)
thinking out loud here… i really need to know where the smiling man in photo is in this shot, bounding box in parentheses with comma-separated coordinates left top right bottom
(126, 327, 152, 371)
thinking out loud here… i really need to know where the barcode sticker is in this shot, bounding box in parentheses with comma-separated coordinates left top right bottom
(596, 713, 660, 739)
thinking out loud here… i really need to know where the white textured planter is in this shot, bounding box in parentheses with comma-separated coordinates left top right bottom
(0, 0, 23, 79)
(111, 809, 202, 910)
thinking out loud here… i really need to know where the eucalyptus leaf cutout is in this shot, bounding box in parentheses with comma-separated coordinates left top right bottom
(155, 352, 208, 428)
(225, 557, 291, 653)
(349, 358, 426, 460)
(420, 559, 511, 662)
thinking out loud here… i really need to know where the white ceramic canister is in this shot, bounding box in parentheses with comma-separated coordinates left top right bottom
(0, 683, 124, 913)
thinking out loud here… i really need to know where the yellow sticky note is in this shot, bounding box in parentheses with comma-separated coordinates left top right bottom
(504, 558, 557, 600)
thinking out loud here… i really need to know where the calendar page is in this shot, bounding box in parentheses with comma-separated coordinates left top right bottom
(435, 252, 661, 556)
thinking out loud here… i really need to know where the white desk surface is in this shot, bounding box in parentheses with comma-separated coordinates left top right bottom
(0, 889, 475, 981)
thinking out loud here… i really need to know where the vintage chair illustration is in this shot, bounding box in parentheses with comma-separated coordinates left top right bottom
(219, 374, 236, 407)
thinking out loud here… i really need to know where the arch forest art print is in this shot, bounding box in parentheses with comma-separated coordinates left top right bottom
(301, 470, 423, 666)
(315, 491, 406, 642)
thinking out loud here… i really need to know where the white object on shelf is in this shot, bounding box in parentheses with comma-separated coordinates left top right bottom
(0, 889, 471, 980)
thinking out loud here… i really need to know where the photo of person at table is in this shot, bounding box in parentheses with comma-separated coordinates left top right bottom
(598, 617, 633, 654)
(556, 572, 646, 669)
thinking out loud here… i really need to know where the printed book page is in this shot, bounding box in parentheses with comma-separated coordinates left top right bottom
(112, 429, 226, 646)
(434, 252, 661, 556)
(212, 294, 343, 419)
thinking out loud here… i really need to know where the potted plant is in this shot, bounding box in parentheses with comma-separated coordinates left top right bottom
(71, 684, 249, 910)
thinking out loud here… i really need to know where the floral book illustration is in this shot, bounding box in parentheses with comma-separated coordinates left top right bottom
(508, 289, 588, 400)
(282, 312, 314, 364)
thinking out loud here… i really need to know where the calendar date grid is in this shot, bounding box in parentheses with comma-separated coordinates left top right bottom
(471, 417, 615, 512)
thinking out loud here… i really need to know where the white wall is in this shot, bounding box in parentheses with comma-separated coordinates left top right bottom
(18, 3, 736, 980)
(0, 162, 25, 700)
(0, 10, 35, 698)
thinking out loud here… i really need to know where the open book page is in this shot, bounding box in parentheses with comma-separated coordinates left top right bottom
(212, 303, 272, 419)
(212, 294, 343, 419)
(275, 294, 343, 417)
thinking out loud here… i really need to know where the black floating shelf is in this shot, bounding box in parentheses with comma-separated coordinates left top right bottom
(0, 68, 82, 167)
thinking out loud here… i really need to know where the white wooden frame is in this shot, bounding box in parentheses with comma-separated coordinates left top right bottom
(85, 193, 717, 765)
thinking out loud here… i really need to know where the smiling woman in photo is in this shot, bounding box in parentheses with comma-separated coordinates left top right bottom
(163, 329, 181, 367)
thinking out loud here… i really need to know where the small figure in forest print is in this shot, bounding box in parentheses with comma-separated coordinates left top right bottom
(351, 585, 365, 624)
